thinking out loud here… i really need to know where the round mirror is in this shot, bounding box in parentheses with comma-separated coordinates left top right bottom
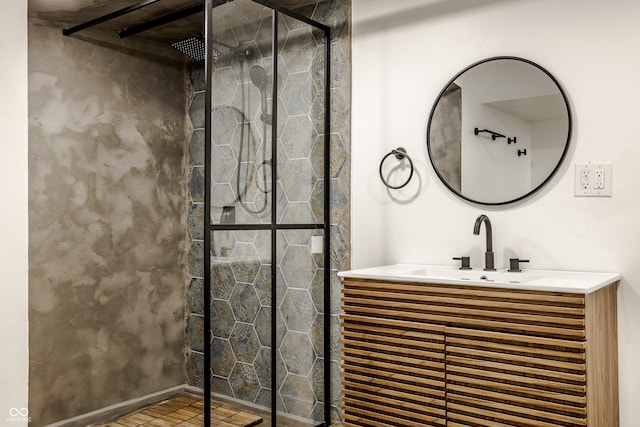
(427, 57, 572, 205)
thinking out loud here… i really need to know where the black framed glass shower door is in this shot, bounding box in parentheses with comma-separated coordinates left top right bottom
(203, 1, 331, 426)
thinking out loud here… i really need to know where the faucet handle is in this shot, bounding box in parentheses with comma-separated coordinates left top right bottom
(453, 256, 472, 270)
(508, 258, 529, 272)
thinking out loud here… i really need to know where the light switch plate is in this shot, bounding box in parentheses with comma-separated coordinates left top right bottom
(574, 162, 612, 197)
(311, 235, 323, 254)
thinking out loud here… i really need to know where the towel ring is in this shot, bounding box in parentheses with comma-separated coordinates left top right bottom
(379, 147, 414, 189)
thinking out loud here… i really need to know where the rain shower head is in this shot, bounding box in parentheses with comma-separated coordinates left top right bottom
(170, 36, 220, 62)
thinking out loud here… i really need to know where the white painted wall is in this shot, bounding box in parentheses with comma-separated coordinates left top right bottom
(352, 0, 640, 424)
(0, 0, 29, 422)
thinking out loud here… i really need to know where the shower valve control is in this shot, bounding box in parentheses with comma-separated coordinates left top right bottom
(574, 162, 612, 197)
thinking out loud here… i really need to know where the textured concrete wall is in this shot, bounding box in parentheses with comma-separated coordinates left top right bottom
(28, 20, 189, 426)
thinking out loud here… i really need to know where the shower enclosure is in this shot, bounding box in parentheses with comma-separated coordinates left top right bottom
(33, 0, 333, 425)
(200, 1, 331, 426)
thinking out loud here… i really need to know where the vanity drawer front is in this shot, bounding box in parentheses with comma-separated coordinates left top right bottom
(445, 327, 587, 427)
(342, 279, 586, 339)
(341, 314, 447, 426)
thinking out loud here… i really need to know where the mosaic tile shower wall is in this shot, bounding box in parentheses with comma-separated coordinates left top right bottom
(184, 1, 350, 425)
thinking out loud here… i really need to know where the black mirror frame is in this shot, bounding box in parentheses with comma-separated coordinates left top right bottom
(426, 56, 573, 206)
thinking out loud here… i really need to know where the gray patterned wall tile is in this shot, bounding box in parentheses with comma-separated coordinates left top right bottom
(188, 241, 204, 278)
(190, 62, 206, 92)
(211, 299, 235, 339)
(309, 314, 324, 358)
(211, 337, 236, 377)
(229, 363, 260, 402)
(213, 230, 236, 258)
(186, 277, 204, 315)
(212, 106, 242, 145)
(188, 166, 205, 203)
(310, 46, 326, 91)
(310, 403, 324, 423)
(255, 388, 272, 407)
(230, 322, 260, 363)
(281, 115, 317, 159)
(281, 289, 316, 332)
(309, 180, 325, 225)
(282, 72, 316, 116)
(211, 184, 236, 222)
(189, 129, 204, 165)
(329, 224, 347, 269)
(281, 159, 316, 202)
(230, 244, 261, 283)
(329, 42, 350, 90)
(282, 202, 316, 243)
(211, 260, 236, 300)
(280, 374, 315, 418)
(281, 245, 315, 289)
(211, 144, 237, 183)
(310, 359, 324, 403)
(187, 203, 204, 240)
(211, 67, 238, 106)
(254, 347, 272, 389)
(312, 0, 350, 43)
(186, 314, 205, 352)
(280, 331, 315, 376)
(186, 351, 204, 388)
(255, 307, 286, 348)
(230, 283, 261, 323)
(254, 265, 273, 306)
(211, 375, 234, 397)
(330, 87, 349, 139)
(309, 91, 326, 135)
(282, 28, 317, 73)
(189, 92, 205, 129)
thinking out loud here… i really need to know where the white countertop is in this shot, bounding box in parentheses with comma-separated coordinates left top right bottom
(338, 263, 621, 294)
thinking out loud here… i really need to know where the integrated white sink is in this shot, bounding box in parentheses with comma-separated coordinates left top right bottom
(338, 263, 621, 293)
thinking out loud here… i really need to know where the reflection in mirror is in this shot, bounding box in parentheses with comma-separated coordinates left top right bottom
(427, 57, 571, 205)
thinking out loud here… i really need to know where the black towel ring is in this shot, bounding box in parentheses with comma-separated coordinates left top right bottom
(379, 147, 414, 189)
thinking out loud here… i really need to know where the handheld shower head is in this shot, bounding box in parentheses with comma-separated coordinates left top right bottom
(249, 65, 269, 90)
(249, 65, 271, 124)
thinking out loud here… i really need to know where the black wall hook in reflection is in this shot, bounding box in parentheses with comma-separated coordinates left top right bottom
(518, 149, 527, 157)
(474, 127, 505, 140)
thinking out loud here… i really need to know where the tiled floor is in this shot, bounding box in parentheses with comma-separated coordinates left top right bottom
(94, 395, 263, 427)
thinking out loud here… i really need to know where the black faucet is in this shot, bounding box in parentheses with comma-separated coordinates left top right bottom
(473, 214, 495, 271)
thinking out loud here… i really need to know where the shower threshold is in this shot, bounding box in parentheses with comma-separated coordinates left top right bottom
(91, 394, 262, 427)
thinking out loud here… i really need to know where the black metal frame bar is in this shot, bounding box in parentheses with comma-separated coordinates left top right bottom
(62, 0, 235, 39)
(118, 2, 205, 39)
(203, 2, 214, 427)
(270, 12, 279, 427)
(62, 0, 159, 36)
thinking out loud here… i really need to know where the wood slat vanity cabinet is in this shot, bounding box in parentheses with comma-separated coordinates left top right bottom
(340, 278, 619, 427)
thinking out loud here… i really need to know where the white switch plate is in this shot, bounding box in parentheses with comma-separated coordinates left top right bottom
(311, 235, 323, 254)
(574, 162, 612, 197)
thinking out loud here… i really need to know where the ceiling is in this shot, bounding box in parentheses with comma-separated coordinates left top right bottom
(29, 0, 319, 43)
